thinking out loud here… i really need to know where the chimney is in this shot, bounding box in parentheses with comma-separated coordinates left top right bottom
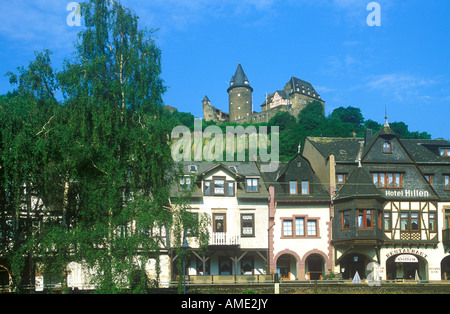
(364, 129, 373, 146)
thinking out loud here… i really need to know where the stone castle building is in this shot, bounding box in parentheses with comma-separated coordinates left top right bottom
(202, 63, 325, 124)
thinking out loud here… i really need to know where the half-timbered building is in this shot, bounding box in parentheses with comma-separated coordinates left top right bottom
(304, 120, 450, 281)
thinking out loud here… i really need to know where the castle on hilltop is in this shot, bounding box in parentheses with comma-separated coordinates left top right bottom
(202, 63, 325, 124)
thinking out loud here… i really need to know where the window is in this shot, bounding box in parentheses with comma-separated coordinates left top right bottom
(283, 217, 317, 237)
(295, 218, 305, 236)
(384, 211, 391, 231)
(229, 166, 238, 173)
(373, 172, 402, 188)
(219, 256, 232, 275)
(290, 181, 297, 195)
(429, 212, 436, 232)
(342, 211, 350, 230)
(204, 181, 211, 195)
(445, 210, 450, 229)
(283, 220, 293, 236)
(180, 177, 192, 191)
(241, 214, 255, 237)
(400, 213, 409, 231)
(383, 141, 392, 153)
(213, 213, 226, 233)
(301, 181, 309, 195)
(425, 175, 433, 184)
(204, 178, 235, 196)
(358, 210, 372, 229)
(378, 211, 382, 230)
(228, 182, 235, 196)
(214, 178, 225, 195)
(241, 256, 254, 275)
(445, 175, 450, 190)
(307, 220, 317, 236)
(196, 259, 210, 275)
(400, 212, 420, 231)
(411, 212, 419, 231)
(189, 165, 197, 173)
(337, 174, 346, 185)
(246, 178, 259, 192)
(440, 148, 450, 157)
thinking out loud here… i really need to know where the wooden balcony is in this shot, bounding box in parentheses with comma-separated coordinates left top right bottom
(210, 232, 240, 246)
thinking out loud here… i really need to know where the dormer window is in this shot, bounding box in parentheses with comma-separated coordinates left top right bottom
(180, 177, 192, 191)
(337, 174, 346, 185)
(189, 165, 198, 173)
(290, 181, 298, 195)
(229, 166, 238, 173)
(440, 148, 450, 157)
(203, 177, 235, 196)
(246, 178, 259, 192)
(383, 141, 392, 153)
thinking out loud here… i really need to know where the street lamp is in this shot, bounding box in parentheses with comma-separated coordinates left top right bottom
(181, 231, 190, 294)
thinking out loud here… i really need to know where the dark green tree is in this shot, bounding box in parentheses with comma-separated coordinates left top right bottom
(55, 0, 175, 293)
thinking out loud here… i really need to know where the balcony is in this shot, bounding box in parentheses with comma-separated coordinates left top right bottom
(210, 232, 240, 246)
(443, 229, 450, 246)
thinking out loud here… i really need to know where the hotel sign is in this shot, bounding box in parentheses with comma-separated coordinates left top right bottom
(385, 189, 429, 198)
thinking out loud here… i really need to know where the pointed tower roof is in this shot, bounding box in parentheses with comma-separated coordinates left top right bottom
(202, 95, 210, 103)
(227, 63, 253, 92)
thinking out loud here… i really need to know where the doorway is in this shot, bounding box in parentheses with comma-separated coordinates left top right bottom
(276, 254, 297, 281)
(339, 253, 368, 280)
(305, 254, 325, 280)
(386, 254, 427, 280)
(440, 256, 450, 280)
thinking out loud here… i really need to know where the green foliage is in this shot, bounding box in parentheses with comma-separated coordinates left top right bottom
(0, 0, 194, 294)
(173, 100, 433, 162)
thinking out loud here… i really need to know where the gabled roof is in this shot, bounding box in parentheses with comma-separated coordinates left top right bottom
(170, 161, 268, 199)
(261, 90, 288, 107)
(263, 154, 330, 202)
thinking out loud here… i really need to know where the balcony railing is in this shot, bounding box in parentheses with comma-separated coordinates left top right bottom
(210, 232, 240, 246)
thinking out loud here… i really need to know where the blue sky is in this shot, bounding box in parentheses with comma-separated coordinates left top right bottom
(1, 0, 449, 139)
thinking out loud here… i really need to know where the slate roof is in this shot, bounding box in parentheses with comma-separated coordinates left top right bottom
(307, 135, 450, 164)
(170, 161, 268, 199)
(262, 155, 330, 202)
(306, 137, 364, 163)
(227, 63, 253, 92)
(402, 139, 450, 164)
(286, 76, 322, 101)
(334, 166, 382, 201)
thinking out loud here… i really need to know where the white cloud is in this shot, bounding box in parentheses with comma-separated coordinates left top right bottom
(366, 73, 435, 102)
(0, 0, 78, 51)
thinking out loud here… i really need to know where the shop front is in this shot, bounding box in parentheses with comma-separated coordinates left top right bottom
(385, 253, 426, 280)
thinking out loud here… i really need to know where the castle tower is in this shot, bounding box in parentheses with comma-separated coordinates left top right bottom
(202, 95, 216, 122)
(227, 63, 253, 122)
